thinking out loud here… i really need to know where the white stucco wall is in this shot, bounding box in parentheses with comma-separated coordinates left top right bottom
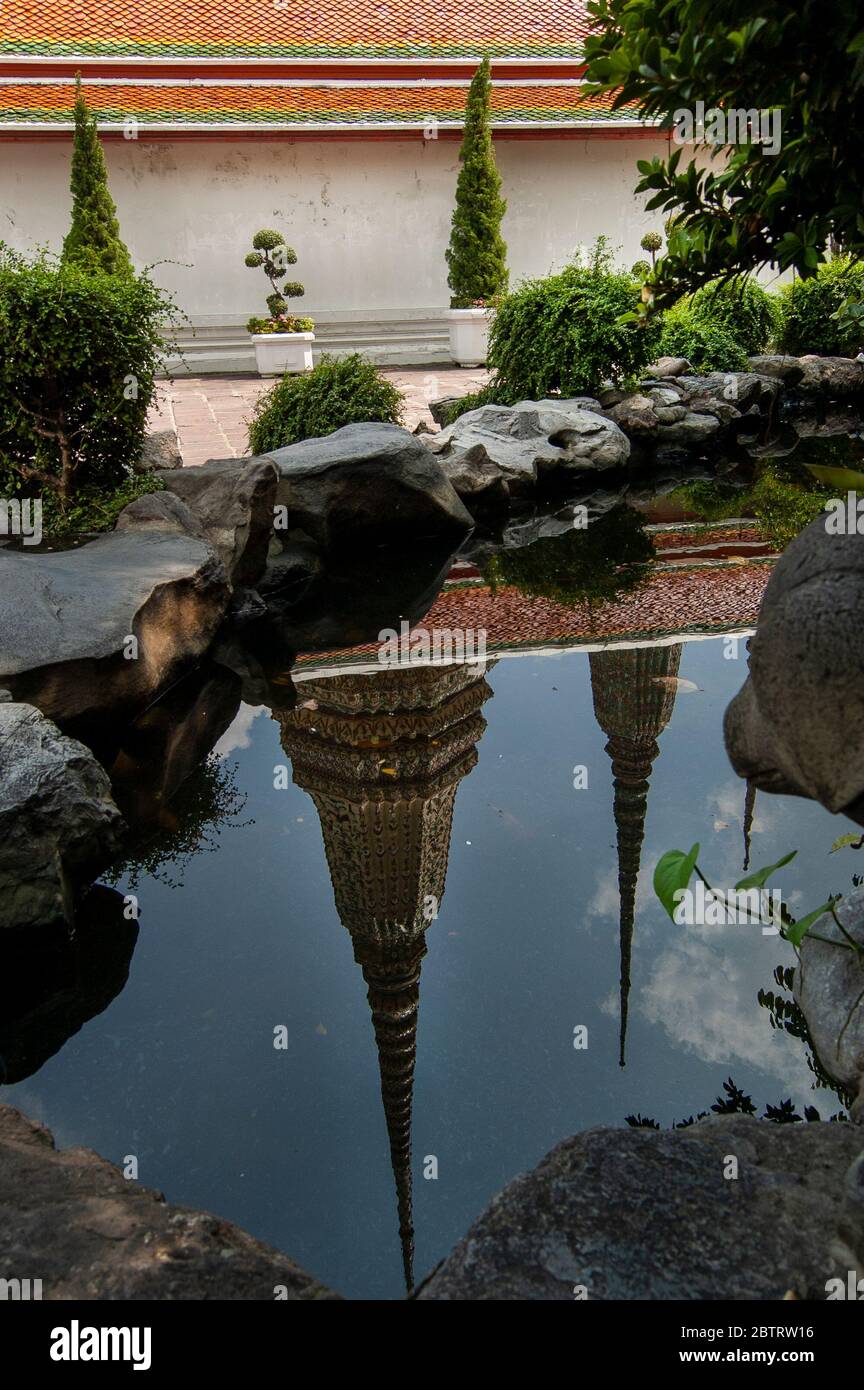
(1, 135, 671, 323)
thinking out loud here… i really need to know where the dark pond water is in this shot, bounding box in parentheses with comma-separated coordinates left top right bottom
(2, 630, 856, 1299)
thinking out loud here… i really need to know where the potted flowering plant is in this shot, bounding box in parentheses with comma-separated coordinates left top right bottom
(245, 229, 314, 375)
(445, 58, 508, 367)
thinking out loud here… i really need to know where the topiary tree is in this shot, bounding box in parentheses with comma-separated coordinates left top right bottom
(61, 76, 133, 277)
(245, 229, 309, 331)
(687, 278, 781, 355)
(640, 231, 662, 267)
(445, 57, 508, 308)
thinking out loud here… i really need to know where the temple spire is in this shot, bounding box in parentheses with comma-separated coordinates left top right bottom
(589, 644, 683, 1067)
(743, 778, 756, 872)
(278, 661, 494, 1291)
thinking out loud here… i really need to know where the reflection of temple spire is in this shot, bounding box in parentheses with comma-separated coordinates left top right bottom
(743, 779, 756, 872)
(278, 662, 494, 1291)
(589, 644, 682, 1067)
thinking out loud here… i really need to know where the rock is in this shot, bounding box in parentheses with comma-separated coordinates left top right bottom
(794, 886, 864, 1119)
(115, 489, 206, 540)
(648, 356, 692, 378)
(724, 517, 864, 817)
(425, 402, 630, 497)
(607, 393, 659, 437)
(429, 395, 463, 427)
(416, 1116, 864, 1301)
(136, 429, 182, 472)
(681, 371, 782, 414)
(158, 457, 279, 586)
(831, 1150, 864, 1286)
(798, 356, 864, 399)
(266, 424, 474, 551)
(0, 886, 138, 1083)
(0, 530, 230, 725)
(747, 355, 805, 386)
(0, 703, 123, 930)
(0, 1104, 340, 1299)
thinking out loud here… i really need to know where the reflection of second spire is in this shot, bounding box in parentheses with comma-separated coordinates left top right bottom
(589, 644, 683, 1068)
(277, 661, 496, 1291)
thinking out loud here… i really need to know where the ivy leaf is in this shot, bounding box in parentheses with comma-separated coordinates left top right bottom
(735, 851, 797, 892)
(654, 844, 700, 920)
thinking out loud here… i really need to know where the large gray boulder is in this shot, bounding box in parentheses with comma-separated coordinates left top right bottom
(794, 887, 864, 1120)
(157, 457, 279, 585)
(747, 355, 806, 386)
(0, 1105, 340, 1299)
(417, 1116, 864, 1301)
(0, 528, 229, 723)
(0, 702, 123, 930)
(425, 401, 630, 500)
(724, 517, 864, 817)
(798, 356, 864, 398)
(265, 423, 474, 549)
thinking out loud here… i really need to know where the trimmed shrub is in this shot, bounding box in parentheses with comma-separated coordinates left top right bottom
(248, 353, 404, 452)
(777, 258, 864, 357)
(658, 306, 749, 373)
(446, 57, 508, 308)
(687, 278, 781, 355)
(62, 77, 133, 278)
(485, 243, 664, 401)
(0, 249, 173, 508)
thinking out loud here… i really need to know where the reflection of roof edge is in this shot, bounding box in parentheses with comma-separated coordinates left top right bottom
(293, 627, 757, 682)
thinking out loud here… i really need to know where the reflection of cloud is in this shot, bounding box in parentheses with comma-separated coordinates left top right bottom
(588, 863, 654, 922)
(214, 703, 264, 758)
(640, 931, 813, 1098)
(710, 778, 775, 837)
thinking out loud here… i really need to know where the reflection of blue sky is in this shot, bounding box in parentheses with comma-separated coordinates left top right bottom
(2, 639, 857, 1299)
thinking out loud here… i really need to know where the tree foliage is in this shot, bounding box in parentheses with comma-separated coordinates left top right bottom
(61, 76, 133, 278)
(445, 57, 508, 308)
(584, 1, 864, 304)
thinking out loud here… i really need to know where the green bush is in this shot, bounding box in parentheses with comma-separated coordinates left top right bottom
(658, 306, 749, 373)
(485, 242, 664, 401)
(0, 249, 174, 507)
(687, 278, 781, 355)
(248, 353, 404, 452)
(777, 258, 864, 356)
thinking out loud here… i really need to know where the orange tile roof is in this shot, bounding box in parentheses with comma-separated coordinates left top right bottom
(0, 0, 594, 59)
(0, 80, 639, 129)
(292, 560, 773, 670)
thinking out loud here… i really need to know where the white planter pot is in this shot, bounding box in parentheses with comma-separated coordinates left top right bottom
(446, 308, 491, 367)
(252, 332, 315, 376)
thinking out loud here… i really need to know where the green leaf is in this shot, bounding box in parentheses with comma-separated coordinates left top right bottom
(735, 851, 797, 892)
(654, 844, 700, 920)
(783, 899, 836, 949)
(830, 833, 864, 853)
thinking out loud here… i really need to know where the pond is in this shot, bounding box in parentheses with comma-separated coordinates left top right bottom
(1, 503, 856, 1299)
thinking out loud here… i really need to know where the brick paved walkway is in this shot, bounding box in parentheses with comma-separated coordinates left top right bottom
(148, 368, 488, 467)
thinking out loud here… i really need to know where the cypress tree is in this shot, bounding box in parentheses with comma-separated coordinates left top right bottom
(445, 57, 508, 308)
(62, 76, 133, 277)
